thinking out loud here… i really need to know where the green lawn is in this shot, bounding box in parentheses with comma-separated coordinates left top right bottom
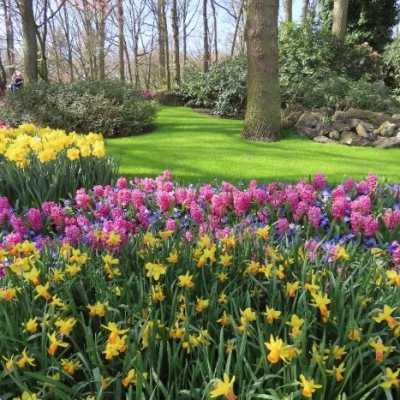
(105, 106, 400, 185)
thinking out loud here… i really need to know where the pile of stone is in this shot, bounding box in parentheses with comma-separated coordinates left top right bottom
(282, 106, 400, 148)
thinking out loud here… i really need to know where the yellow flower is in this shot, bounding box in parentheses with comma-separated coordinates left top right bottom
(380, 367, 400, 389)
(334, 245, 350, 260)
(87, 301, 109, 317)
(66, 147, 80, 160)
(329, 345, 347, 360)
(14, 348, 36, 369)
(286, 314, 304, 339)
(263, 306, 281, 324)
(166, 249, 179, 263)
(55, 317, 77, 336)
(347, 327, 362, 342)
(23, 317, 39, 334)
(3, 354, 15, 371)
(217, 292, 228, 304)
(265, 334, 286, 364)
(256, 225, 270, 240)
(0, 286, 19, 301)
(106, 231, 121, 246)
(217, 310, 231, 327)
(240, 307, 256, 326)
(373, 304, 397, 329)
(14, 391, 41, 400)
(386, 270, 400, 286)
(145, 262, 166, 281)
(285, 281, 300, 297)
(326, 362, 346, 382)
(47, 332, 69, 356)
(61, 358, 83, 375)
(369, 338, 394, 362)
(159, 230, 173, 240)
(195, 297, 210, 312)
(299, 374, 322, 398)
(217, 272, 229, 283)
(178, 271, 194, 288)
(64, 264, 81, 276)
(210, 373, 236, 399)
(218, 253, 232, 267)
(310, 291, 330, 317)
(34, 282, 52, 301)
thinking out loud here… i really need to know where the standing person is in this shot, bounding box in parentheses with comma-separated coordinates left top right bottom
(0, 78, 6, 96)
(10, 70, 24, 93)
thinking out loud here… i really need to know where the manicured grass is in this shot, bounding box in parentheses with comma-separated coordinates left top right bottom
(105, 106, 400, 185)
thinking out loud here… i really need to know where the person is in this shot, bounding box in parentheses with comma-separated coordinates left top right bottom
(10, 70, 24, 93)
(0, 77, 6, 96)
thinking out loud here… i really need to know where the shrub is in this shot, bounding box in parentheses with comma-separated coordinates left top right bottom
(177, 56, 247, 117)
(0, 80, 158, 138)
(0, 124, 119, 209)
(382, 38, 400, 94)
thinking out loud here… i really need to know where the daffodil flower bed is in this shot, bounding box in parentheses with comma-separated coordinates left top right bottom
(1, 171, 400, 399)
(0, 124, 119, 209)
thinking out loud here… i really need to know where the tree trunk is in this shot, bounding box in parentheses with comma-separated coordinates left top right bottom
(171, 0, 180, 85)
(301, 0, 309, 20)
(19, 0, 39, 83)
(242, 0, 281, 142)
(283, 0, 292, 22)
(230, 0, 245, 56)
(210, 0, 218, 63)
(332, 0, 349, 41)
(3, 0, 15, 77)
(117, 0, 125, 81)
(203, 0, 210, 73)
(157, 0, 168, 88)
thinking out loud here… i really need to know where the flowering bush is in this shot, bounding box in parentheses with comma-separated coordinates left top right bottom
(0, 124, 119, 209)
(0, 171, 400, 398)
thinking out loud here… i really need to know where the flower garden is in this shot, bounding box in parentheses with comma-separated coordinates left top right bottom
(1, 125, 400, 399)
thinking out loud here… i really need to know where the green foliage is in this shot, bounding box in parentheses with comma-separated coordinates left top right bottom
(382, 38, 400, 94)
(279, 22, 382, 85)
(282, 69, 398, 113)
(177, 57, 247, 117)
(0, 80, 158, 138)
(319, 0, 400, 52)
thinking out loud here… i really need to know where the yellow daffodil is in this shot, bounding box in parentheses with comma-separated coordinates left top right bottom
(326, 362, 346, 382)
(47, 332, 70, 356)
(145, 262, 167, 281)
(299, 374, 322, 398)
(369, 338, 394, 362)
(61, 358, 83, 375)
(178, 271, 194, 288)
(373, 304, 397, 329)
(217, 310, 231, 327)
(265, 334, 286, 364)
(263, 306, 281, 324)
(380, 367, 400, 388)
(210, 373, 236, 399)
(87, 300, 109, 317)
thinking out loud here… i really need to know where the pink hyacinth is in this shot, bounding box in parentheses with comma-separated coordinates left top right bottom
(157, 190, 175, 212)
(277, 217, 290, 234)
(26, 208, 43, 232)
(116, 177, 128, 190)
(75, 188, 93, 209)
(383, 209, 400, 230)
(117, 189, 133, 207)
(350, 195, 371, 215)
(332, 196, 349, 220)
(307, 206, 321, 230)
(10, 215, 28, 237)
(233, 191, 252, 216)
(362, 215, 379, 237)
(312, 172, 328, 190)
(189, 203, 204, 225)
(166, 218, 175, 230)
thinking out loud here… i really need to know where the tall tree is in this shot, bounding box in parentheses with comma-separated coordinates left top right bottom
(283, 0, 292, 22)
(242, 0, 281, 142)
(19, 0, 39, 83)
(320, 0, 400, 51)
(2, 0, 15, 77)
(117, 0, 125, 81)
(332, 0, 349, 40)
(202, 0, 210, 72)
(171, 0, 181, 85)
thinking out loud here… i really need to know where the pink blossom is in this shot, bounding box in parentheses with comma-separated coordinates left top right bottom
(116, 177, 128, 190)
(312, 173, 328, 190)
(166, 218, 176, 230)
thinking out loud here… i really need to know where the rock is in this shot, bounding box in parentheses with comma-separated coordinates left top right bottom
(294, 112, 324, 139)
(378, 121, 398, 137)
(355, 124, 377, 141)
(373, 137, 400, 148)
(331, 111, 348, 122)
(313, 136, 337, 144)
(340, 131, 372, 146)
(328, 130, 341, 140)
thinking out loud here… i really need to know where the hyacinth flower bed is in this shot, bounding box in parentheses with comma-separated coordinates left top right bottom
(1, 170, 400, 399)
